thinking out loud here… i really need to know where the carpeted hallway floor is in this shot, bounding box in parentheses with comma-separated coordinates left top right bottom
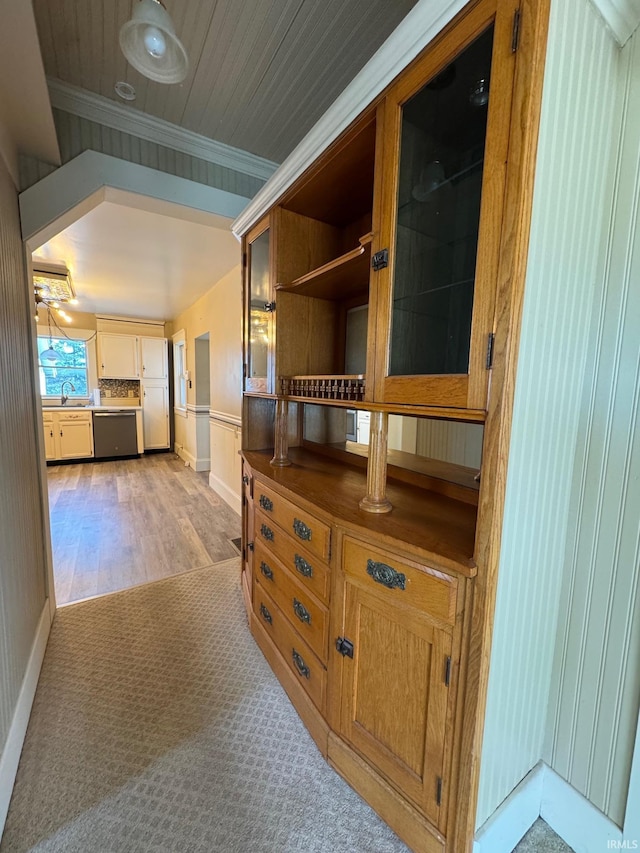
(0, 558, 573, 853)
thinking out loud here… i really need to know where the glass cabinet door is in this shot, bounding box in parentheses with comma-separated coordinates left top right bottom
(373, 0, 516, 412)
(244, 220, 272, 393)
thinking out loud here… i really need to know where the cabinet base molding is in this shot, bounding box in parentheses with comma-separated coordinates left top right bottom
(249, 609, 329, 758)
(327, 733, 446, 853)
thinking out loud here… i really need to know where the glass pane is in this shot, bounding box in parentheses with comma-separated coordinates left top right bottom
(248, 229, 270, 382)
(389, 25, 494, 377)
(37, 337, 88, 395)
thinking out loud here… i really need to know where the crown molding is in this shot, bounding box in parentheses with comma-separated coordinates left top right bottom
(589, 0, 640, 43)
(47, 78, 278, 182)
(231, 0, 466, 237)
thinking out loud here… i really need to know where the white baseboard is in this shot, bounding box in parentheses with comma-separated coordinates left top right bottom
(474, 762, 544, 853)
(174, 443, 210, 473)
(0, 601, 52, 835)
(474, 762, 626, 853)
(542, 766, 623, 852)
(208, 471, 241, 516)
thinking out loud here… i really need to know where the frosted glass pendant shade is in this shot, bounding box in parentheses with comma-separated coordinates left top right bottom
(119, 0, 188, 84)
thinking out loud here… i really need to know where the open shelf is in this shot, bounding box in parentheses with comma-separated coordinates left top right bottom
(276, 233, 373, 300)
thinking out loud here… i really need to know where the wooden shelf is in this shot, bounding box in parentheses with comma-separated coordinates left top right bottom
(244, 447, 478, 576)
(276, 233, 373, 300)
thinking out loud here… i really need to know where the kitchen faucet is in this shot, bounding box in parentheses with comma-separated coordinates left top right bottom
(60, 381, 75, 406)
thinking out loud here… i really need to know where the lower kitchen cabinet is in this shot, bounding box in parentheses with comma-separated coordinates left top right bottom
(43, 410, 94, 461)
(141, 381, 170, 449)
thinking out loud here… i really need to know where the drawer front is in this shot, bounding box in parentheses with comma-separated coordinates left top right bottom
(254, 480, 331, 561)
(58, 411, 92, 423)
(253, 580, 326, 713)
(342, 537, 457, 626)
(254, 509, 330, 604)
(254, 540, 329, 663)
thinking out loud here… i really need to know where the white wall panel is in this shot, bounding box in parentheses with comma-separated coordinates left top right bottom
(0, 154, 48, 765)
(476, 0, 623, 827)
(546, 32, 640, 827)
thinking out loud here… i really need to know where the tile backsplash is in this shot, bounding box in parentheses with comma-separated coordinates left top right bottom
(98, 379, 140, 399)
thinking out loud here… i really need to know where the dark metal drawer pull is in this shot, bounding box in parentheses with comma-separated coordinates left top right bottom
(259, 603, 272, 625)
(294, 553, 313, 578)
(292, 649, 310, 679)
(260, 523, 274, 541)
(242, 474, 249, 485)
(292, 598, 311, 625)
(259, 494, 273, 511)
(293, 518, 312, 541)
(260, 561, 274, 581)
(366, 559, 406, 590)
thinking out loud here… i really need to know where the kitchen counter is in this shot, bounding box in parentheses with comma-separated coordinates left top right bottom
(42, 405, 143, 411)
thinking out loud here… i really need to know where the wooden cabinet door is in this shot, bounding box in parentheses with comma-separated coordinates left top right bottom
(142, 382, 169, 449)
(244, 217, 273, 394)
(371, 0, 517, 412)
(336, 571, 452, 827)
(98, 334, 140, 379)
(58, 419, 93, 459)
(140, 337, 167, 379)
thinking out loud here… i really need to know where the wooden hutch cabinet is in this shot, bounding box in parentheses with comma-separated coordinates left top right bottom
(238, 0, 550, 849)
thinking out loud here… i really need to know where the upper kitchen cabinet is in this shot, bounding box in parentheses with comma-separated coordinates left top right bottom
(97, 333, 140, 379)
(372, 0, 516, 412)
(140, 337, 168, 380)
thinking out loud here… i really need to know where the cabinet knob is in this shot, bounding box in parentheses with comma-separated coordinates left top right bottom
(242, 475, 249, 485)
(260, 561, 273, 581)
(292, 649, 310, 679)
(292, 598, 311, 625)
(260, 524, 274, 542)
(259, 603, 272, 625)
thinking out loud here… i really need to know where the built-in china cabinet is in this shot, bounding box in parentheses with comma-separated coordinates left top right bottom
(238, 0, 550, 849)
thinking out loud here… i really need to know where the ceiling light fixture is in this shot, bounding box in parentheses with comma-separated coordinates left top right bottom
(34, 268, 77, 347)
(119, 0, 188, 84)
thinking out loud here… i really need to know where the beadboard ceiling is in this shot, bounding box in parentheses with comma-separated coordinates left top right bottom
(34, 0, 419, 164)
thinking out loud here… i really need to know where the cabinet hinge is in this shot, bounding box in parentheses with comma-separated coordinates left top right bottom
(436, 777, 443, 806)
(242, 251, 247, 269)
(444, 656, 452, 687)
(264, 301, 276, 312)
(512, 8, 521, 52)
(486, 332, 495, 369)
(372, 249, 389, 271)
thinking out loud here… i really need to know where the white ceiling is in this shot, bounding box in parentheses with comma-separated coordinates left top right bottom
(32, 199, 239, 321)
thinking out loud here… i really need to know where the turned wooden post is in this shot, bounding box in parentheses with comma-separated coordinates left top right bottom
(270, 397, 291, 467)
(359, 410, 392, 513)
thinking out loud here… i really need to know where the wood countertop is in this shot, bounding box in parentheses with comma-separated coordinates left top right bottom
(244, 448, 478, 577)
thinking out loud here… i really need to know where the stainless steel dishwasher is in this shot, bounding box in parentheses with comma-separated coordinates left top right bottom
(93, 410, 139, 459)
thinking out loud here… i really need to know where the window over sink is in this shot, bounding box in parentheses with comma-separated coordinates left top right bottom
(37, 336, 89, 397)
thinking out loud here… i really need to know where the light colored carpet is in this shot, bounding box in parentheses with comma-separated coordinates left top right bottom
(0, 559, 409, 853)
(0, 558, 576, 853)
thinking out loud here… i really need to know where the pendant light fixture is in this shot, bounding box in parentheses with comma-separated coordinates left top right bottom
(119, 0, 189, 84)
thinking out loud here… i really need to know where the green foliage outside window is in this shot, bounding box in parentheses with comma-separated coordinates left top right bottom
(38, 337, 88, 396)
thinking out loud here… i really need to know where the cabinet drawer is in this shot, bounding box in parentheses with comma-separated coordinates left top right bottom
(253, 581, 326, 713)
(58, 411, 92, 422)
(342, 537, 457, 626)
(254, 508, 330, 604)
(254, 540, 329, 663)
(254, 480, 331, 561)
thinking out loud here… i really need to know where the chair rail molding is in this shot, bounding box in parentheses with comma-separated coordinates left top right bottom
(589, 0, 640, 43)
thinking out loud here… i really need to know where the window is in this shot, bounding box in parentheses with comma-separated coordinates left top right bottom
(173, 335, 187, 410)
(38, 337, 89, 397)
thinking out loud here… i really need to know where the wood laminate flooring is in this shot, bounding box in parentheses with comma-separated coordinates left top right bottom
(47, 453, 241, 606)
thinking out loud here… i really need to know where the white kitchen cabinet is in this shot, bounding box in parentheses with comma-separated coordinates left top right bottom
(42, 414, 56, 461)
(44, 411, 94, 460)
(142, 381, 170, 449)
(97, 333, 140, 379)
(140, 337, 167, 379)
